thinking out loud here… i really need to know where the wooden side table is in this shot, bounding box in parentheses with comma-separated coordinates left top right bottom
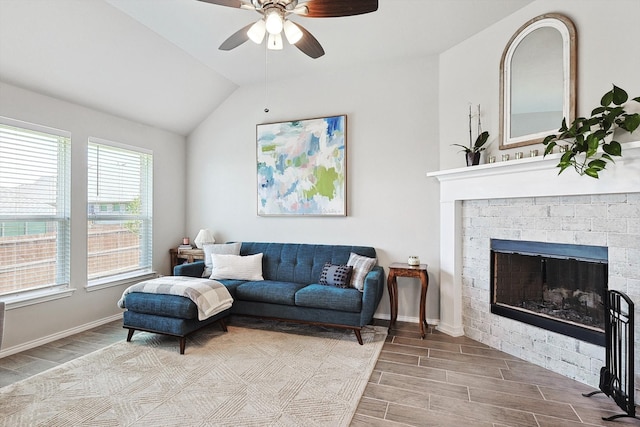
(169, 248, 205, 274)
(387, 262, 429, 338)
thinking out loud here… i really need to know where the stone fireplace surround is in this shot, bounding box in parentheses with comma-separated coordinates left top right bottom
(428, 141, 639, 400)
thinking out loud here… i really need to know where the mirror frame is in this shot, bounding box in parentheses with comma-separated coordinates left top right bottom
(499, 13, 577, 150)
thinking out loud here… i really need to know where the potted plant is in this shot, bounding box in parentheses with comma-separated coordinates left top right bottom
(452, 104, 490, 166)
(542, 85, 640, 178)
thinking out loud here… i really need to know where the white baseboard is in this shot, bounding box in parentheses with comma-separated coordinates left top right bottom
(375, 314, 440, 326)
(436, 322, 465, 337)
(0, 313, 123, 358)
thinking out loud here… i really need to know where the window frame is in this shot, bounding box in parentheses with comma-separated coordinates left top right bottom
(86, 137, 153, 288)
(0, 116, 72, 304)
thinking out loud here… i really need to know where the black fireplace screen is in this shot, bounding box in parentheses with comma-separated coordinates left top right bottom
(490, 239, 608, 345)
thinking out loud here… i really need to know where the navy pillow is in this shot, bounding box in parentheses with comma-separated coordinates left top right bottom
(319, 263, 353, 288)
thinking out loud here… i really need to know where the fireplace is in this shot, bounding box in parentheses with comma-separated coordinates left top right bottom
(490, 239, 607, 346)
(428, 141, 639, 400)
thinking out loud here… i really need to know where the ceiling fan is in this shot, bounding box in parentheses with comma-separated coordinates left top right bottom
(197, 0, 379, 59)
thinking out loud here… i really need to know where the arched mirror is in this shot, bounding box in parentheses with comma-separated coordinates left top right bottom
(499, 14, 576, 149)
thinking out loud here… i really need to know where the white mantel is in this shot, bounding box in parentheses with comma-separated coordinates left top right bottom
(427, 141, 640, 336)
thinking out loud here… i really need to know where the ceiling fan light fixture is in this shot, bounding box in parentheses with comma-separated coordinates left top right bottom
(283, 20, 303, 44)
(265, 9, 284, 35)
(247, 19, 266, 44)
(291, 5, 308, 15)
(267, 33, 283, 50)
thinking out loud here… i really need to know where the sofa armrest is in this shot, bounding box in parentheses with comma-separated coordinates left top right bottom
(173, 261, 205, 277)
(360, 266, 385, 326)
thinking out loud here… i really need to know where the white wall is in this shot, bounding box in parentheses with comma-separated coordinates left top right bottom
(186, 56, 441, 322)
(0, 82, 187, 352)
(439, 0, 640, 170)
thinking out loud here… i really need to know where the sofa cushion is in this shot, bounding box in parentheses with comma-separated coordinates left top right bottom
(319, 263, 353, 288)
(295, 284, 362, 313)
(202, 242, 241, 277)
(235, 281, 307, 305)
(215, 279, 246, 299)
(239, 242, 377, 284)
(210, 253, 264, 281)
(347, 252, 377, 291)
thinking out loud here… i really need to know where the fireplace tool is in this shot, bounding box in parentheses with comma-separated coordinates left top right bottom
(582, 290, 638, 421)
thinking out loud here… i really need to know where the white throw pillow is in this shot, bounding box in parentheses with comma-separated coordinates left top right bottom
(202, 243, 242, 277)
(347, 252, 377, 291)
(210, 253, 264, 281)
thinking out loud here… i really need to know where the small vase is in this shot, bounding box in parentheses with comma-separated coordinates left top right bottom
(466, 152, 480, 166)
(408, 256, 420, 266)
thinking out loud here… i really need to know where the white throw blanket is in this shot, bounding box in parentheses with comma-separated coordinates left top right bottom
(117, 276, 233, 321)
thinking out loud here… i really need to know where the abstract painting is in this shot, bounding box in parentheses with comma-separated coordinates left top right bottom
(257, 115, 347, 216)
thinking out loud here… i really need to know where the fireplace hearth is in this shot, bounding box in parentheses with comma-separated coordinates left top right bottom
(490, 239, 608, 346)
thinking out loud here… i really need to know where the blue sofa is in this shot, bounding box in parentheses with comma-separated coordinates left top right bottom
(174, 242, 385, 344)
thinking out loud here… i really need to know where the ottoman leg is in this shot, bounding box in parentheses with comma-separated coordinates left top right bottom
(179, 337, 186, 355)
(219, 318, 228, 332)
(126, 328, 135, 342)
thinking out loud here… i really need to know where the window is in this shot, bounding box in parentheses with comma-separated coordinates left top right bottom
(87, 138, 153, 284)
(0, 117, 71, 297)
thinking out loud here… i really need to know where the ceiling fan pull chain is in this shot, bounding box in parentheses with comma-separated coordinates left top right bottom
(264, 43, 270, 113)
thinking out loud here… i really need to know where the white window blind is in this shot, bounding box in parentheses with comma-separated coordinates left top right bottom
(0, 117, 71, 297)
(87, 138, 153, 283)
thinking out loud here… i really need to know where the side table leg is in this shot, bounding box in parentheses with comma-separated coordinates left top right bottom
(387, 273, 398, 333)
(419, 271, 429, 338)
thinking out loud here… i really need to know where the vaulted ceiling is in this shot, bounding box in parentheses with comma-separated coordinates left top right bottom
(0, 0, 532, 135)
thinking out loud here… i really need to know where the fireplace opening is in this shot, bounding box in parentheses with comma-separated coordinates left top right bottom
(490, 239, 607, 346)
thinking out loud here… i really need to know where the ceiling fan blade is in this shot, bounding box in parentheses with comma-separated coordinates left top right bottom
(219, 23, 255, 50)
(197, 0, 255, 10)
(293, 23, 324, 59)
(297, 0, 377, 18)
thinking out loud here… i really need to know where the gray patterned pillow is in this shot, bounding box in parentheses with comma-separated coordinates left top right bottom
(319, 263, 353, 288)
(347, 252, 377, 291)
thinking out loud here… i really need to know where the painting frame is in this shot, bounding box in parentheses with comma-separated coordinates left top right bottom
(257, 114, 347, 216)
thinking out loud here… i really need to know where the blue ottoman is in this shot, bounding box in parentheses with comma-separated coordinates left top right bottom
(122, 292, 231, 354)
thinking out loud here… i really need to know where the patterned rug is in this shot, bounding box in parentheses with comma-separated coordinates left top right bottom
(0, 318, 386, 426)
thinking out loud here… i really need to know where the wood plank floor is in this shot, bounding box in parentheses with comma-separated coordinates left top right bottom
(353, 320, 639, 426)
(1, 318, 638, 426)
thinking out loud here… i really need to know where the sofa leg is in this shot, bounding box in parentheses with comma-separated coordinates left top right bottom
(179, 337, 186, 355)
(219, 318, 228, 332)
(354, 329, 363, 345)
(126, 328, 135, 342)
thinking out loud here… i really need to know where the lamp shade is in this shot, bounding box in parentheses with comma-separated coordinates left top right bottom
(265, 9, 283, 35)
(283, 20, 303, 44)
(194, 229, 216, 249)
(247, 19, 266, 44)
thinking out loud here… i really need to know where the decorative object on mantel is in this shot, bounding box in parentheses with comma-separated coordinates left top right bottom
(194, 228, 216, 249)
(542, 85, 640, 178)
(499, 13, 576, 149)
(452, 104, 489, 166)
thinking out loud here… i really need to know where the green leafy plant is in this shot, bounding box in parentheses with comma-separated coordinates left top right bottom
(452, 104, 490, 154)
(542, 85, 640, 178)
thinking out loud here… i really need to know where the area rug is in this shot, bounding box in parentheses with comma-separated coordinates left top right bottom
(0, 318, 386, 426)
